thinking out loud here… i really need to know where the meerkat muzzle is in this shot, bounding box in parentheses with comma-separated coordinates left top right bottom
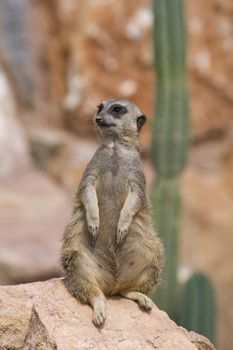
(95, 118, 116, 128)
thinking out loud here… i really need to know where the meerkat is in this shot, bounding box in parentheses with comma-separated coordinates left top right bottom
(61, 99, 164, 327)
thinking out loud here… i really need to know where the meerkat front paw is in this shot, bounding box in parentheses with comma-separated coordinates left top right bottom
(116, 221, 130, 244)
(116, 227, 128, 245)
(88, 225, 99, 247)
(86, 214, 99, 246)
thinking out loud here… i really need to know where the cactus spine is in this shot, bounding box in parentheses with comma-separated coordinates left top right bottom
(180, 273, 217, 343)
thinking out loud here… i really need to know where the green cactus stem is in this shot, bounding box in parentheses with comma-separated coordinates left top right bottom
(151, 0, 189, 177)
(151, 178, 181, 317)
(180, 272, 217, 344)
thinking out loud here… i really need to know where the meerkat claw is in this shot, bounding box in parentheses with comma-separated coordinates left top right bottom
(88, 226, 99, 246)
(92, 311, 106, 327)
(116, 229, 128, 244)
(88, 225, 99, 236)
(138, 295, 153, 311)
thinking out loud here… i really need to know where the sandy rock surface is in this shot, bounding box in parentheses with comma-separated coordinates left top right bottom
(0, 278, 215, 350)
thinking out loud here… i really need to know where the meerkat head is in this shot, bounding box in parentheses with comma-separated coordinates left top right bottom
(94, 99, 146, 145)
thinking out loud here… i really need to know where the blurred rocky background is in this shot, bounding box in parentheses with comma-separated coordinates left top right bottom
(0, 0, 232, 349)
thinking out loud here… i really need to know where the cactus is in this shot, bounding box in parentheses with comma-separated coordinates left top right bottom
(151, 0, 189, 177)
(151, 178, 180, 317)
(151, 0, 189, 314)
(151, 0, 217, 343)
(180, 273, 217, 343)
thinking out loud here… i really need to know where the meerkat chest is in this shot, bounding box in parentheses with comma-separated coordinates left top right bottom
(98, 156, 129, 189)
(96, 153, 134, 204)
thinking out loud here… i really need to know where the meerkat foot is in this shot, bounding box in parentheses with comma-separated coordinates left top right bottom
(120, 291, 153, 311)
(91, 295, 106, 327)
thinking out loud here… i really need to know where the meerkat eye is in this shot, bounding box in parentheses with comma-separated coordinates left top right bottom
(96, 103, 104, 113)
(113, 106, 122, 113)
(110, 105, 127, 117)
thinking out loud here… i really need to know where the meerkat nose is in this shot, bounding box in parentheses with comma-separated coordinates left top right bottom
(95, 117, 103, 125)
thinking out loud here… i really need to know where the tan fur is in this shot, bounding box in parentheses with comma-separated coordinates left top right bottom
(61, 99, 165, 327)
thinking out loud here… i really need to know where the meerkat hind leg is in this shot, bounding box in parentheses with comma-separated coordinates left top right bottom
(90, 293, 106, 327)
(120, 291, 153, 311)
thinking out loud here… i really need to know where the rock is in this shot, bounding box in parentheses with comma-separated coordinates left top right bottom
(1, 0, 232, 145)
(0, 278, 215, 350)
(188, 332, 215, 350)
(0, 171, 70, 284)
(23, 305, 57, 350)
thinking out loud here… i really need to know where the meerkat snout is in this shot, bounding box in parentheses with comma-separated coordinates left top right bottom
(95, 116, 104, 126)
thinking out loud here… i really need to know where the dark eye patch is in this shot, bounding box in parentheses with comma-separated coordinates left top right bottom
(109, 104, 127, 118)
(96, 103, 104, 113)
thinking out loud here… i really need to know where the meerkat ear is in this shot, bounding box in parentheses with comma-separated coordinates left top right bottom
(137, 114, 147, 131)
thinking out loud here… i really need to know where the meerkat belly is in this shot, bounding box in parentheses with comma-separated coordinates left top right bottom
(96, 169, 128, 240)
